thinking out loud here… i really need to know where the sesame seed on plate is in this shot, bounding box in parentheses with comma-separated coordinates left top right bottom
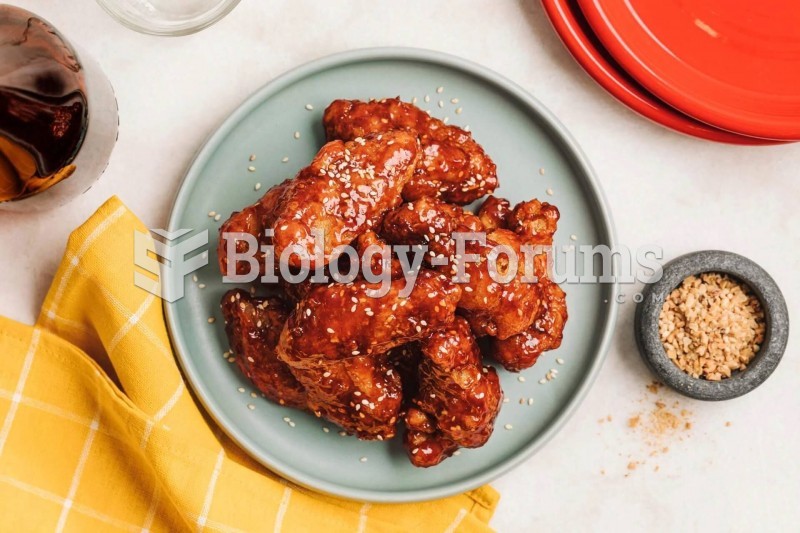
(294, 131, 301, 139)
(289, 421, 296, 427)
(504, 424, 513, 430)
(227, 357, 235, 363)
(237, 387, 245, 393)
(281, 157, 289, 163)
(528, 398, 534, 405)
(411, 96, 418, 104)
(248, 166, 256, 172)
(450, 98, 459, 104)
(436, 86, 444, 93)
(322, 427, 330, 433)
(455, 107, 463, 115)
(453, 450, 461, 456)
(539, 378, 547, 384)
(198, 283, 206, 289)
(283, 417, 291, 422)
(518, 376, 526, 383)
(207, 317, 216, 324)
(305, 104, 314, 110)
(192, 275, 198, 282)
(503, 398, 510, 403)
(207, 211, 216, 217)
(438, 100, 444, 108)
(339, 430, 347, 437)
(359, 457, 368, 463)
(546, 188, 554, 196)
(249, 154, 256, 161)
(539, 167, 546, 175)
(250, 392, 257, 398)
(570, 234, 578, 241)
(557, 358, 565, 365)
(255, 183, 262, 191)
(247, 404, 255, 410)
(214, 214, 221, 221)
(424, 95, 431, 103)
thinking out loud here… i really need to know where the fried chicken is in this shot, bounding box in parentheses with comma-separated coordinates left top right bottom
(218, 130, 420, 277)
(220, 289, 306, 409)
(324, 98, 498, 205)
(275, 269, 461, 439)
(489, 280, 568, 372)
(404, 317, 503, 467)
(381, 197, 540, 339)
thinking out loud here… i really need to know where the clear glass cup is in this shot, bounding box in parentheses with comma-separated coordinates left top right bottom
(96, 0, 241, 36)
(0, 6, 119, 212)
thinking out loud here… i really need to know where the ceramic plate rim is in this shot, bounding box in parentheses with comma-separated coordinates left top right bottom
(164, 47, 620, 503)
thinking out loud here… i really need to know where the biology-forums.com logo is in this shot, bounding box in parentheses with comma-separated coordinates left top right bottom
(134, 227, 664, 303)
(134, 228, 209, 303)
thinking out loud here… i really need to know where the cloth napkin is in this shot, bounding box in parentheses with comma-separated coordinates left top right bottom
(0, 197, 498, 532)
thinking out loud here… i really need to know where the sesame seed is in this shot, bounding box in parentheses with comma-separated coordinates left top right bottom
(504, 424, 513, 430)
(249, 154, 256, 161)
(411, 96, 418, 104)
(207, 211, 216, 218)
(288, 421, 296, 427)
(528, 398, 534, 405)
(322, 427, 330, 433)
(192, 275, 198, 282)
(518, 376, 526, 382)
(198, 283, 206, 289)
(438, 100, 444, 108)
(424, 95, 431, 103)
(570, 234, 578, 241)
(339, 431, 347, 437)
(237, 387, 245, 393)
(227, 357, 235, 363)
(450, 98, 459, 104)
(255, 183, 262, 191)
(326, 328, 334, 334)
(294, 131, 301, 139)
(453, 450, 461, 456)
(207, 317, 216, 324)
(546, 188, 554, 196)
(248, 166, 256, 172)
(214, 214, 221, 221)
(250, 392, 257, 398)
(539, 167, 545, 175)
(503, 398, 510, 404)
(282, 157, 289, 163)
(436, 86, 444, 93)
(283, 417, 291, 422)
(359, 457, 368, 463)
(556, 358, 565, 365)
(247, 404, 255, 410)
(455, 107, 463, 114)
(305, 104, 314, 110)
(539, 378, 547, 384)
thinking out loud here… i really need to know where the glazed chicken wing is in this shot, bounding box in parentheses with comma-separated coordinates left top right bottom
(490, 280, 568, 372)
(382, 198, 540, 339)
(324, 98, 498, 205)
(477, 195, 512, 231)
(275, 269, 461, 439)
(221, 289, 306, 409)
(219, 130, 420, 276)
(479, 196, 568, 371)
(404, 317, 503, 467)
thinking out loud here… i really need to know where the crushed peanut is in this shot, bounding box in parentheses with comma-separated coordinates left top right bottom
(659, 273, 765, 381)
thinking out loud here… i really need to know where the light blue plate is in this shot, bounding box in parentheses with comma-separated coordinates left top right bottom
(165, 48, 618, 503)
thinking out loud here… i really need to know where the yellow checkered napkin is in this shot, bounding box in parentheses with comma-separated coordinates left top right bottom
(0, 197, 498, 532)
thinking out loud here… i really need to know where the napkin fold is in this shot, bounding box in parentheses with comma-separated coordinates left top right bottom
(0, 197, 498, 532)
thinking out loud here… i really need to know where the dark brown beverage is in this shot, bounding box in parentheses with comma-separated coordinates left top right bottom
(0, 6, 89, 202)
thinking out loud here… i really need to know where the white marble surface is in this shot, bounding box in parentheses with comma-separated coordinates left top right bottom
(2, 1, 798, 531)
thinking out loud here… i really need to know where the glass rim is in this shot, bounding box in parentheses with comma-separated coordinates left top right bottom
(95, 0, 241, 37)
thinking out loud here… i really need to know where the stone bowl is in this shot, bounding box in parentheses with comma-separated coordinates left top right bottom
(635, 250, 789, 401)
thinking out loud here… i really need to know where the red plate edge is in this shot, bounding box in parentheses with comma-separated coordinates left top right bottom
(578, 0, 800, 141)
(540, 0, 784, 145)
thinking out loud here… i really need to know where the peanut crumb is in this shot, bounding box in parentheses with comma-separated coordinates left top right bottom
(659, 273, 765, 380)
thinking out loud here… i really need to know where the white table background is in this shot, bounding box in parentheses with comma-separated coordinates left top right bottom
(3, 1, 798, 531)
